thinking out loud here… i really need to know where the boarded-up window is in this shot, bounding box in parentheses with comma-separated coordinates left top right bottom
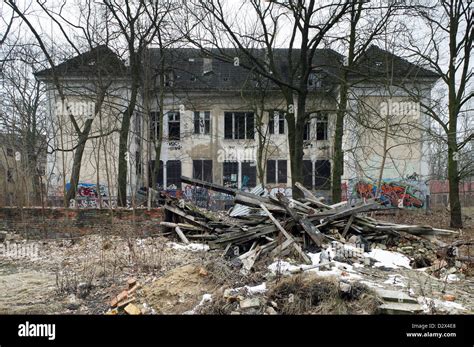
(241, 162, 256, 188)
(193, 160, 213, 183)
(315, 160, 331, 189)
(7, 169, 14, 183)
(224, 112, 254, 139)
(168, 112, 180, 140)
(302, 160, 313, 189)
(223, 161, 238, 188)
(148, 160, 164, 188)
(167, 160, 181, 189)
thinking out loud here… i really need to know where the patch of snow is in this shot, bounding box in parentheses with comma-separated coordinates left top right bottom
(417, 296, 466, 313)
(167, 242, 209, 252)
(443, 274, 460, 283)
(365, 249, 411, 269)
(245, 282, 267, 294)
(360, 280, 385, 288)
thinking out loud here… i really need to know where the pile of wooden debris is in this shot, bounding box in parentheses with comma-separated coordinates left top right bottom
(161, 176, 459, 273)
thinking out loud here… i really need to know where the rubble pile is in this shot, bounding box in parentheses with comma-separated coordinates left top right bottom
(161, 176, 459, 275)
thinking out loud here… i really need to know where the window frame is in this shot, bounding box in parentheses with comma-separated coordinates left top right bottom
(193, 111, 211, 135)
(167, 111, 180, 141)
(224, 112, 255, 140)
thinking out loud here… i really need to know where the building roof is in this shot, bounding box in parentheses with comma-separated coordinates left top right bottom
(35, 45, 127, 79)
(348, 45, 440, 80)
(144, 47, 344, 92)
(35, 44, 439, 89)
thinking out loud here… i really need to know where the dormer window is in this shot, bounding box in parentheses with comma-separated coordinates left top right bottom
(308, 70, 323, 89)
(165, 69, 175, 87)
(203, 57, 213, 75)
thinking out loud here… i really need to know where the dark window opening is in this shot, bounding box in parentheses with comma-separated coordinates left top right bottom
(224, 112, 254, 140)
(316, 113, 328, 140)
(148, 160, 164, 189)
(315, 160, 331, 190)
(302, 160, 313, 189)
(6, 148, 14, 157)
(241, 162, 256, 188)
(277, 160, 287, 184)
(303, 121, 311, 141)
(193, 159, 213, 183)
(267, 160, 287, 184)
(194, 111, 211, 135)
(269, 110, 285, 135)
(308, 71, 323, 89)
(149, 111, 161, 141)
(165, 70, 175, 87)
(168, 112, 180, 140)
(167, 160, 182, 189)
(223, 161, 238, 188)
(266, 160, 276, 184)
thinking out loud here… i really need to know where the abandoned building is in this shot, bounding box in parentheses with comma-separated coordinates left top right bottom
(36, 45, 439, 204)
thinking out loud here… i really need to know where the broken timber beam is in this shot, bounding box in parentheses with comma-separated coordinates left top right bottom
(259, 203, 311, 264)
(295, 182, 333, 209)
(321, 203, 378, 223)
(175, 226, 190, 244)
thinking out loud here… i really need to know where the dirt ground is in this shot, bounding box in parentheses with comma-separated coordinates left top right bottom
(0, 206, 472, 315)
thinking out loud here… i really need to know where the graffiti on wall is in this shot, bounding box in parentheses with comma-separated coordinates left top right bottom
(350, 178, 427, 208)
(66, 182, 113, 208)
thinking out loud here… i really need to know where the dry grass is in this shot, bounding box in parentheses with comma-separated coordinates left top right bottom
(268, 274, 381, 315)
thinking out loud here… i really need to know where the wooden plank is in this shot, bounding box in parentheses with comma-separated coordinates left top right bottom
(295, 182, 333, 209)
(278, 195, 323, 247)
(342, 214, 355, 238)
(269, 238, 293, 258)
(321, 203, 378, 223)
(163, 204, 211, 230)
(175, 226, 190, 244)
(259, 203, 311, 264)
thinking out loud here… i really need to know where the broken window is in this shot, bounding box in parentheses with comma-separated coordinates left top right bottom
(149, 111, 161, 141)
(168, 112, 180, 141)
(302, 160, 313, 189)
(193, 159, 213, 183)
(6, 148, 13, 157)
(224, 112, 254, 140)
(241, 162, 256, 188)
(167, 160, 181, 189)
(315, 160, 331, 190)
(266, 160, 287, 184)
(268, 110, 285, 135)
(194, 111, 211, 135)
(148, 160, 164, 189)
(316, 113, 328, 140)
(223, 161, 238, 188)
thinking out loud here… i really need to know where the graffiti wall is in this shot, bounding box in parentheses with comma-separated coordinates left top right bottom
(349, 178, 428, 208)
(66, 182, 113, 208)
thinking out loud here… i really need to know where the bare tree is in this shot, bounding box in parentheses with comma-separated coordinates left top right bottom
(401, 0, 473, 227)
(182, 0, 350, 198)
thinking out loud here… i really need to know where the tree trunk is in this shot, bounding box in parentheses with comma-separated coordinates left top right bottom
(289, 94, 307, 199)
(66, 132, 90, 202)
(117, 87, 138, 207)
(447, 131, 462, 228)
(332, 83, 348, 203)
